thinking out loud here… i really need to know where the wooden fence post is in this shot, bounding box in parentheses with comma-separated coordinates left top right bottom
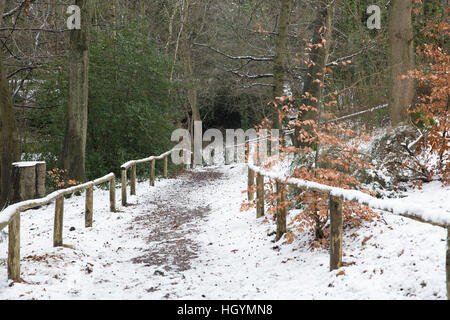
(131, 165, 137, 195)
(329, 195, 343, 271)
(8, 212, 20, 281)
(276, 182, 287, 241)
(35, 162, 46, 198)
(245, 141, 249, 162)
(53, 196, 64, 247)
(163, 156, 168, 179)
(85, 187, 93, 228)
(150, 159, 156, 186)
(248, 168, 255, 201)
(256, 173, 265, 218)
(121, 168, 127, 206)
(110, 176, 116, 212)
(446, 227, 449, 300)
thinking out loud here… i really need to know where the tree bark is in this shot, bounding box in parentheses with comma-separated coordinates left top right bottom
(183, 43, 201, 123)
(0, 0, 20, 209)
(62, 0, 93, 182)
(272, 0, 291, 130)
(388, 0, 415, 127)
(294, 0, 336, 148)
(182, 1, 201, 125)
(9, 164, 36, 204)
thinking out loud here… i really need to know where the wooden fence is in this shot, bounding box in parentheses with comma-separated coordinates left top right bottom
(119, 148, 191, 206)
(0, 147, 187, 282)
(0, 139, 448, 299)
(0, 173, 116, 281)
(247, 162, 450, 299)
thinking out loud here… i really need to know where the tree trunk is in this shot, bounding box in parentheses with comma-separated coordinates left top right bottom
(294, 0, 336, 148)
(180, 0, 201, 170)
(0, 0, 20, 209)
(388, 0, 415, 127)
(181, 0, 201, 124)
(62, 0, 93, 182)
(184, 45, 201, 123)
(272, 0, 291, 130)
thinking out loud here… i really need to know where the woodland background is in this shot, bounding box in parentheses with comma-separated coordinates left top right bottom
(0, 0, 448, 209)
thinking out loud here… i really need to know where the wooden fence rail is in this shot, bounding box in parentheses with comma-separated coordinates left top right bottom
(120, 150, 174, 206)
(0, 146, 184, 282)
(0, 173, 116, 281)
(248, 162, 450, 299)
(120, 148, 192, 206)
(0, 146, 184, 281)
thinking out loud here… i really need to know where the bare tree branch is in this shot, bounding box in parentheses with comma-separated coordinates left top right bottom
(0, 27, 69, 33)
(2, 0, 37, 18)
(241, 83, 274, 89)
(194, 42, 274, 61)
(7, 65, 37, 79)
(228, 70, 274, 79)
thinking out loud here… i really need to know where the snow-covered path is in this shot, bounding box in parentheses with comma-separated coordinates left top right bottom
(0, 164, 448, 299)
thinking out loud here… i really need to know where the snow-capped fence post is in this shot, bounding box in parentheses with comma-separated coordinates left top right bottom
(53, 195, 64, 247)
(150, 159, 156, 187)
(329, 195, 343, 271)
(248, 168, 255, 201)
(276, 181, 287, 241)
(163, 156, 168, 178)
(256, 173, 265, 218)
(121, 168, 127, 206)
(131, 165, 137, 196)
(8, 212, 20, 281)
(110, 176, 116, 212)
(85, 187, 93, 227)
(447, 227, 449, 300)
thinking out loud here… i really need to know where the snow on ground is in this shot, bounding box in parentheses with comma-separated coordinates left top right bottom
(0, 164, 448, 300)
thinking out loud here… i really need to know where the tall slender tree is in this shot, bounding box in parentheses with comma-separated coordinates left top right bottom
(388, 0, 415, 126)
(62, 0, 94, 181)
(0, 0, 20, 208)
(181, 0, 201, 126)
(272, 0, 291, 130)
(294, 0, 336, 148)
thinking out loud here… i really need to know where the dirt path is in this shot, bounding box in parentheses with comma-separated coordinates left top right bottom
(130, 169, 225, 274)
